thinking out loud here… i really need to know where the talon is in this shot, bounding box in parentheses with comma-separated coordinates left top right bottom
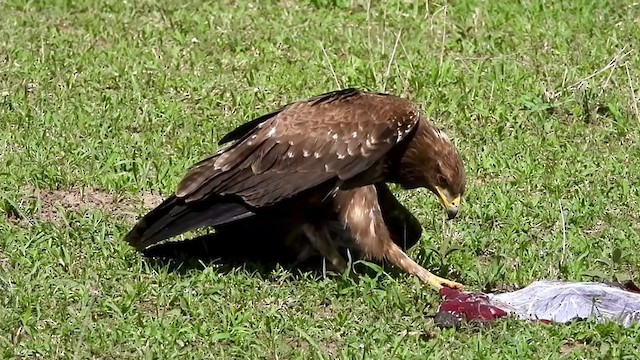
(441, 279, 465, 290)
(427, 274, 465, 290)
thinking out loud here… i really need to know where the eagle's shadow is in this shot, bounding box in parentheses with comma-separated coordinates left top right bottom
(141, 232, 316, 276)
(140, 229, 413, 282)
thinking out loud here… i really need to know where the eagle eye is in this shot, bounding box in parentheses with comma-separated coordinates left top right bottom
(437, 174, 449, 187)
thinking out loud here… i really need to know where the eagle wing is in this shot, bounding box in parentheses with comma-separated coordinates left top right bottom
(175, 88, 421, 207)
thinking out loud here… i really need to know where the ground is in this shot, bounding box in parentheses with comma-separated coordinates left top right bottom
(1, 0, 640, 358)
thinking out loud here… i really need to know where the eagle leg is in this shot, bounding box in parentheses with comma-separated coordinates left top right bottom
(334, 185, 464, 291)
(291, 243, 317, 266)
(281, 227, 317, 266)
(301, 223, 348, 273)
(382, 242, 464, 290)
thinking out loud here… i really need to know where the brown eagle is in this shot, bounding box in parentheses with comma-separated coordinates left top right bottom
(125, 88, 466, 290)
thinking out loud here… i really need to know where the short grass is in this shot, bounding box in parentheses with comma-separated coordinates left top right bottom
(2, 0, 640, 358)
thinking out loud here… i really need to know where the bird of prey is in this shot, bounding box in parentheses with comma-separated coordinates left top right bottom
(125, 88, 466, 290)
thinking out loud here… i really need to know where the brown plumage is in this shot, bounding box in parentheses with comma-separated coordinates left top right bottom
(125, 88, 466, 290)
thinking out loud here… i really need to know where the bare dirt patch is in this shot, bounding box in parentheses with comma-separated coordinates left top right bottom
(6, 187, 163, 226)
(0, 250, 12, 271)
(559, 341, 589, 356)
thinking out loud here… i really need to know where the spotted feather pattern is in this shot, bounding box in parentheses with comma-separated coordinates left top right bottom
(176, 88, 421, 207)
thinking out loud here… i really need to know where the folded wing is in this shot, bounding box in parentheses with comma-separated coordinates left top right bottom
(176, 88, 421, 207)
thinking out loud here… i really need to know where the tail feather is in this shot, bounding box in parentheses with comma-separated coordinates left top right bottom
(124, 194, 255, 251)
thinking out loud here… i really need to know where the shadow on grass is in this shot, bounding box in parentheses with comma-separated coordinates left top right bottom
(137, 218, 364, 281)
(138, 219, 416, 282)
(140, 231, 323, 277)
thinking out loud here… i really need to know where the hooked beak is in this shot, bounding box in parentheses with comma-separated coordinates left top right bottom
(435, 186, 461, 220)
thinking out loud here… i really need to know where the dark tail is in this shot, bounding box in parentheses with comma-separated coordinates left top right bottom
(124, 194, 255, 251)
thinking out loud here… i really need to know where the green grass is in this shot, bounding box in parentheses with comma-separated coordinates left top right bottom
(2, 0, 640, 358)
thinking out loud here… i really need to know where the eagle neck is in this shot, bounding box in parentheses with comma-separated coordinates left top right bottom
(385, 119, 441, 189)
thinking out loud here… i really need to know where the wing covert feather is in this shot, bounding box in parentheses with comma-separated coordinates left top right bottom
(176, 89, 421, 207)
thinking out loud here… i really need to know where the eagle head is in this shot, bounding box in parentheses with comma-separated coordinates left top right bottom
(393, 119, 466, 219)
